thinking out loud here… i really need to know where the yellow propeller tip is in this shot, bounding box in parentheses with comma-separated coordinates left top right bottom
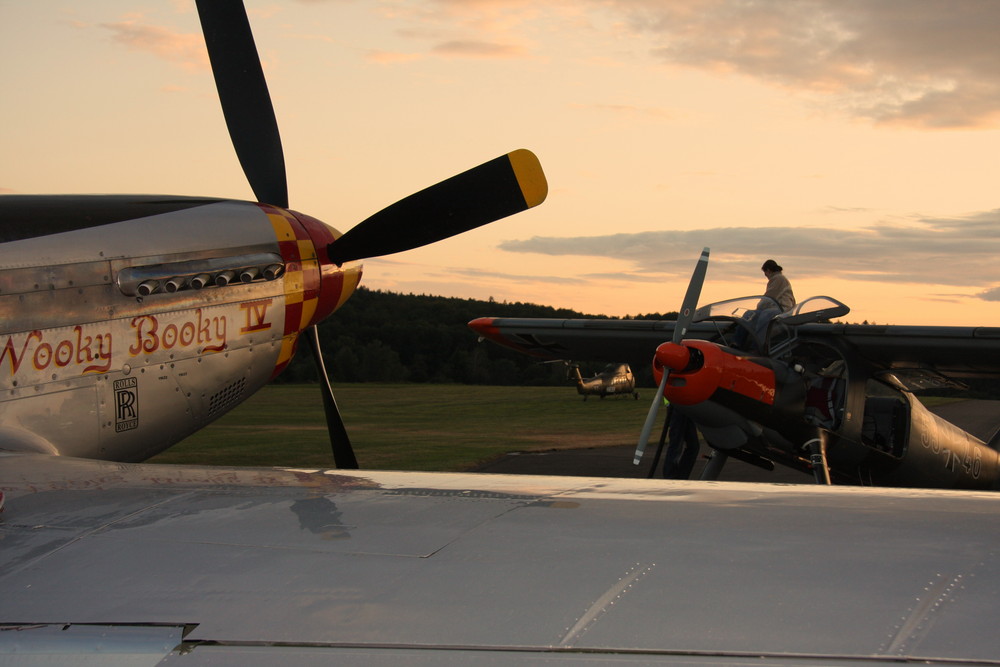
(507, 149, 548, 209)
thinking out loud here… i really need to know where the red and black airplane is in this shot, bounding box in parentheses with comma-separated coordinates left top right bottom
(470, 249, 1000, 490)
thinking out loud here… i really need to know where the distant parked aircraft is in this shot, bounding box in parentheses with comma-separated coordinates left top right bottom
(572, 363, 639, 400)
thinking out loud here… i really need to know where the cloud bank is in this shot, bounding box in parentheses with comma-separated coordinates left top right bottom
(100, 21, 208, 71)
(499, 209, 1000, 297)
(370, 0, 1000, 128)
(610, 0, 1000, 128)
(104, 2, 1000, 128)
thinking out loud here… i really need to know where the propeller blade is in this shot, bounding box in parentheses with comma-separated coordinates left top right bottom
(304, 326, 359, 469)
(672, 247, 710, 345)
(327, 149, 547, 266)
(196, 0, 288, 208)
(633, 248, 711, 465)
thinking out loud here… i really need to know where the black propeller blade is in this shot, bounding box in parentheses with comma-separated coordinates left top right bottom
(197, 0, 353, 466)
(327, 149, 547, 266)
(633, 247, 710, 464)
(195, 1, 548, 470)
(196, 0, 288, 208)
(304, 326, 358, 469)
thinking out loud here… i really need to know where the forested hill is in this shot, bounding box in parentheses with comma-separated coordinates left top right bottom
(277, 287, 673, 386)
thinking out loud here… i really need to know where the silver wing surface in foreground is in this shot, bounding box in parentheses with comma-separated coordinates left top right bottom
(3, 453, 1000, 665)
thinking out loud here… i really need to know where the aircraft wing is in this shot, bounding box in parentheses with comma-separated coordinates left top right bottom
(797, 323, 1000, 382)
(4, 453, 1000, 665)
(470, 317, 1000, 386)
(468, 317, 725, 365)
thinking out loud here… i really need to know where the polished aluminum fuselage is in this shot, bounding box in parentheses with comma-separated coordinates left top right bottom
(0, 195, 360, 461)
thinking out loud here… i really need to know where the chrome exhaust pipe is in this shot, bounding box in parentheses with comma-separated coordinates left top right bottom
(190, 273, 212, 290)
(240, 267, 260, 283)
(136, 280, 159, 296)
(164, 276, 188, 293)
(215, 270, 236, 287)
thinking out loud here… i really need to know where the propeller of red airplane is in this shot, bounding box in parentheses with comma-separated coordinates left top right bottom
(196, 0, 546, 469)
(633, 248, 710, 465)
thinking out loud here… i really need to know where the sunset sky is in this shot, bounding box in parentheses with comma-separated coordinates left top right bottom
(3, 1, 1000, 326)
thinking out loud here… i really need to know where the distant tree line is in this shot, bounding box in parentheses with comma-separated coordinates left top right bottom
(275, 287, 674, 386)
(274, 287, 1000, 397)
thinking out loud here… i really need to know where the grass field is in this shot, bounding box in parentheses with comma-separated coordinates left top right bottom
(148, 383, 652, 471)
(148, 384, 963, 471)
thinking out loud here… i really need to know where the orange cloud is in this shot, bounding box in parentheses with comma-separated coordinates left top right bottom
(610, 0, 1000, 129)
(100, 21, 209, 71)
(430, 40, 526, 58)
(366, 50, 425, 65)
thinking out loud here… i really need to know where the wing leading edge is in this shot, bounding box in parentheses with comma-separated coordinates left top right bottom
(468, 317, 728, 366)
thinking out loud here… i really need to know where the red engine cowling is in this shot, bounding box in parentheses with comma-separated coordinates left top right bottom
(654, 340, 777, 407)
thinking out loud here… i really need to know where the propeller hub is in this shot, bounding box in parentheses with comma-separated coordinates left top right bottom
(654, 342, 692, 375)
(287, 209, 364, 328)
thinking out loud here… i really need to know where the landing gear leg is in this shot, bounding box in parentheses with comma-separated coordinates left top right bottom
(700, 450, 728, 481)
(805, 430, 832, 485)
